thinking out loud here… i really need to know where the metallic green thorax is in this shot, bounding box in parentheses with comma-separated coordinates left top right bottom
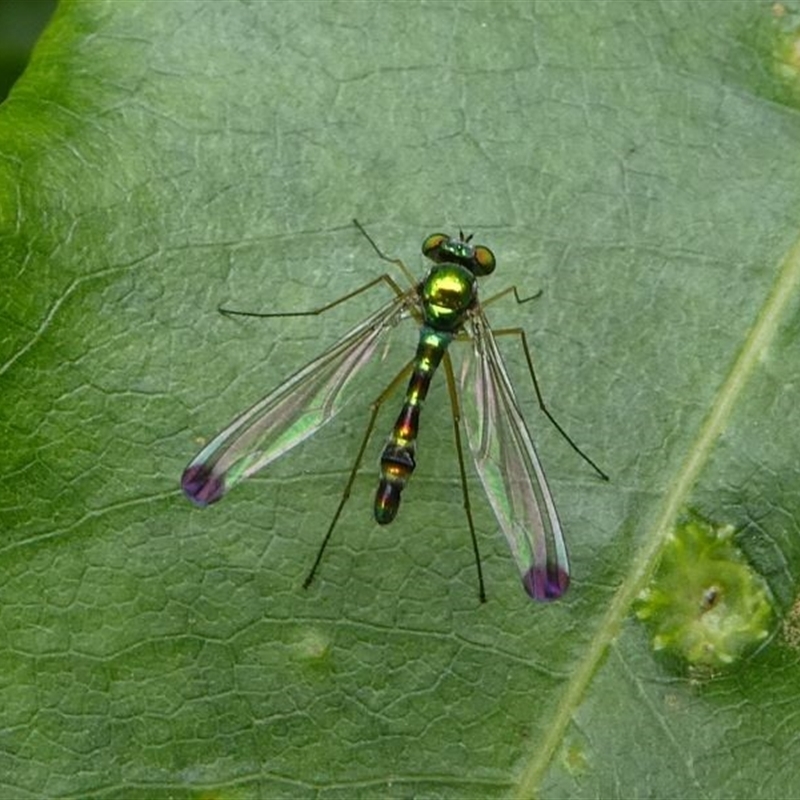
(421, 262, 478, 331)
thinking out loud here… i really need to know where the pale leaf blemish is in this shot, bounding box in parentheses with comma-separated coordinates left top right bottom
(635, 513, 774, 668)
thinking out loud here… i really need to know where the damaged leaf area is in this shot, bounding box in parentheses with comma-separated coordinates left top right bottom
(636, 513, 775, 668)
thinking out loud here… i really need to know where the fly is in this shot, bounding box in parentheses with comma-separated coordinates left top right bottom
(181, 220, 608, 601)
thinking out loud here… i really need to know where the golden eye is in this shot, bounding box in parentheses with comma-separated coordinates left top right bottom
(422, 233, 449, 259)
(473, 245, 496, 275)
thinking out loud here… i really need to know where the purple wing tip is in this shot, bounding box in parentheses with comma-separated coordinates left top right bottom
(181, 464, 225, 506)
(522, 564, 570, 601)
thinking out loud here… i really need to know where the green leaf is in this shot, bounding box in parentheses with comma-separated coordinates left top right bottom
(2, 1, 800, 797)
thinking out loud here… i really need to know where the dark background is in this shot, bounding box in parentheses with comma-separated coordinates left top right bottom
(0, 0, 56, 102)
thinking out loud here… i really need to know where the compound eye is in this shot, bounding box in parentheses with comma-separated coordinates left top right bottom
(473, 245, 496, 275)
(422, 233, 449, 261)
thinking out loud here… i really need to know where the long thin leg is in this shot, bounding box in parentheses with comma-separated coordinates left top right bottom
(303, 358, 416, 589)
(219, 273, 407, 319)
(482, 284, 542, 309)
(226, 219, 413, 320)
(443, 351, 487, 603)
(493, 326, 609, 481)
(352, 219, 418, 285)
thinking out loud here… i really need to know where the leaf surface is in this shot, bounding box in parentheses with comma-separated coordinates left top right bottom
(2, 2, 800, 797)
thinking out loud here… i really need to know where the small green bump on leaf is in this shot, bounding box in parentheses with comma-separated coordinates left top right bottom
(292, 628, 331, 666)
(561, 741, 589, 776)
(781, 594, 800, 650)
(635, 513, 774, 668)
(196, 790, 249, 800)
(770, 2, 800, 97)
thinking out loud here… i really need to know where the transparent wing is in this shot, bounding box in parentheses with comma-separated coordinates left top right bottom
(182, 291, 413, 506)
(458, 311, 569, 601)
